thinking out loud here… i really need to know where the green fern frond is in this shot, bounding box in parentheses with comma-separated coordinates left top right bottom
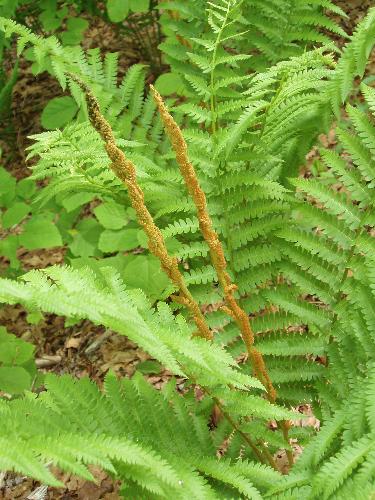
(312, 436, 374, 499)
(1, 371, 282, 496)
(326, 7, 375, 114)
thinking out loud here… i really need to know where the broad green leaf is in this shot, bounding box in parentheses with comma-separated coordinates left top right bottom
(19, 216, 63, 250)
(0, 167, 16, 207)
(26, 311, 44, 325)
(62, 192, 95, 212)
(0, 366, 31, 394)
(60, 17, 89, 45)
(123, 255, 170, 300)
(136, 360, 162, 374)
(94, 201, 128, 230)
(130, 0, 149, 13)
(2, 202, 29, 228)
(0, 328, 34, 365)
(41, 96, 78, 129)
(69, 218, 102, 257)
(16, 178, 37, 200)
(66, 17, 89, 31)
(98, 228, 139, 253)
(56, 208, 80, 237)
(56, 6, 68, 19)
(107, 0, 129, 22)
(0, 234, 19, 269)
(39, 0, 59, 11)
(136, 229, 148, 248)
(39, 10, 61, 31)
(154, 72, 184, 95)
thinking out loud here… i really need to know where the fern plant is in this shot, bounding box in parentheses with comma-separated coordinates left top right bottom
(256, 85, 375, 499)
(1, 82, 375, 498)
(0, 4, 348, 301)
(1, 2, 375, 499)
(3, 86, 375, 497)
(158, 0, 347, 72)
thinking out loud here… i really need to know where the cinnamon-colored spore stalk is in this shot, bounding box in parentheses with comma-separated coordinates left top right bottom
(70, 75, 212, 341)
(151, 84, 277, 402)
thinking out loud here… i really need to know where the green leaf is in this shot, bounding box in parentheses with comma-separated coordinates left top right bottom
(123, 255, 170, 300)
(60, 18, 89, 45)
(130, 0, 149, 13)
(2, 202, 29, 228)
(94, 201, 128, 229)
(67, 17, 89, 32)
(56, 6, 68, 19)
(0, 235, 19, 269)
(107, 0, 129, 22)
(154, 72, 184, 96)
(70, 254, 132, 280)
(16, 178, 37, 200)
(26, 311, 44, 325)
(98, 228, 139, 253)
(19, 216, 62, 250)
(0, 366, 31, 394)
(69, 218, 102, 258)
(41, 96, 78, 130)
(39, 10, 61, 32)
(62, 192, 95, 212)
(136, 230, 148, 248)
(0, 167, 16, 207)
(0, 328, 34, 365)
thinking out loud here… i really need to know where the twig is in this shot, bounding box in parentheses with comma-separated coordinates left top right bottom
(35, 355, 61, 368)
(84, 328, 112, 355)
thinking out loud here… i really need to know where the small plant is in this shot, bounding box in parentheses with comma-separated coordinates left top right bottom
(106, 0, 163, 74)
(0, 326, 40, 395)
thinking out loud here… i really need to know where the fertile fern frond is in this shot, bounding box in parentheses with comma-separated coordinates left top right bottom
(2, 12, 353, 327)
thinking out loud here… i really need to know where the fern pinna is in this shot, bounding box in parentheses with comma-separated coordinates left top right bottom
(0, 264, 296, 493)
(159, 0, 346, 72)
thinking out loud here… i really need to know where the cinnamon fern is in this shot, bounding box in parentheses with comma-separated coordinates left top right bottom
(1, 2, 375, 499)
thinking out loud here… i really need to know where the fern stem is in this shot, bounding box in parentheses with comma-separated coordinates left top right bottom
(280, 420, 294, 469)
(208, 393, 278, 469)
(258, 442, 279, 472)
(70, 75, 212, 341)
(151, 85, 277, 402)
(209, 1, 231, 135)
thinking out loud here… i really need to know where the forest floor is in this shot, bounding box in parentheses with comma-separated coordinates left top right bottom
(0, 1, 374, 498)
